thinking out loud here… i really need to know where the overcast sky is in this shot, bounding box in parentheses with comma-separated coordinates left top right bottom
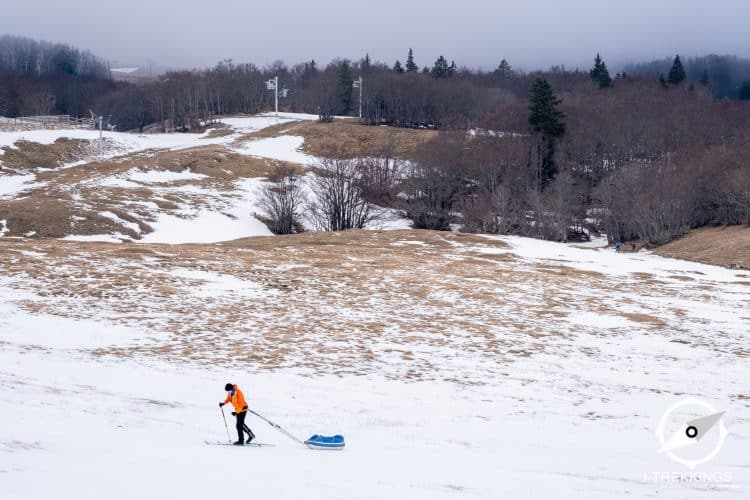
(3, 0, 750, 71)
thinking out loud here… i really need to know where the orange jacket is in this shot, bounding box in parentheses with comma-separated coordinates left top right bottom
(223, 385, 248, 413)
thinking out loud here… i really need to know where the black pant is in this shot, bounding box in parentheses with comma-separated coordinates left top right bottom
(235, 411, 254, 442)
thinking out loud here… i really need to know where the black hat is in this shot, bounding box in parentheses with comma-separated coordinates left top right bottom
(224, 383, 233, 391)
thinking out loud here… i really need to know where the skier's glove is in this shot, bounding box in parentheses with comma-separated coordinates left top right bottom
(243, 406, 248, 411)
(219, 402, 224, 407)
(231, 412, 237, 416)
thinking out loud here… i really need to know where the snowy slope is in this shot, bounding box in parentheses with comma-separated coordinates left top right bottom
(234, 135, 315, 164)
(0, 174, 40, 198)
(0, 231, 748, 499)
(0, 113, 317, 160)
(0, 113, 333, 243)
(0, 112, 412, 243)
(137, 178, 273, 244)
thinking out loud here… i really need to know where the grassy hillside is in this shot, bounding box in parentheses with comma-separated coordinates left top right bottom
(654, 225, 750, 270)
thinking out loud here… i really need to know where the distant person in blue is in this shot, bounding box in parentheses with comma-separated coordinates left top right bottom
(614, 242, 622, 252)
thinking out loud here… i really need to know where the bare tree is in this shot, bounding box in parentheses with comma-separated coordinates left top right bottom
(719, 168, 750, 225)
(358, 134, 406, 205)
(533, 171, 585, 241)
(308, 158, 377, 231)
(258, 165, 306, 234)
(398, 161, 458, 231)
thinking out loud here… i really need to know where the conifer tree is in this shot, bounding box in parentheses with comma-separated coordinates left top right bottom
(393, 60, 404, 73)
(589, 53, 612, 88)
(495, 59, 513, 78)
(659, 73, 667, 87)
(405, 48, 418, 72)
(598, 65, 612, 88)
(431, 56, 450, 78)
(337, 61, 354, 115)
(361, 53, 371, 74)
(528, 78, 566, 190)
(589, 53, 605, 80)
(301, 60, 317, 88)
(667, 54, 686, 85)
(448, 60, 457, 76)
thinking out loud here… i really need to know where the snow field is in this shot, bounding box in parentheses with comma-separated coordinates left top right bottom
(1, 232, 748, 498)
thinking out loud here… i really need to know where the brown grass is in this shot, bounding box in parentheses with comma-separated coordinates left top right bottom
(0, 196, 130, 238)
(201, 125, 234, 139)
(0, 228, 745, 382)
(134, 145, 296, 179)
(0, 143, 297, 239)
(654, 225, 750, 270)
(0, 138, 91, 173)
(245, 119, 437, 160)
(619, 312, 667, 327)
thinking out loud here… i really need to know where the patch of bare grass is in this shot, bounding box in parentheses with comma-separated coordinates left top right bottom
(245, 120, 437, 160)
(654, 225, 750, 270)
(0, 138, 91, 172)
(618, 312, 666, 327)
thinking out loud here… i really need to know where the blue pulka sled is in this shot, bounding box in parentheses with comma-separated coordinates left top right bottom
(305, 434, 346, 450)
(248, 410, 345, 450)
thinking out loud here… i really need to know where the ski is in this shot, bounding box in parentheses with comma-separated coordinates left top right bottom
(204, 440, 274, 447)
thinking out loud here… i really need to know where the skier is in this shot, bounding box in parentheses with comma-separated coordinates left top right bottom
(219, 383, 255, 445)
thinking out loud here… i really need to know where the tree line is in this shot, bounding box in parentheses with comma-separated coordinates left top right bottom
(6, 36, 749, 132)
(625, 54, 750, 100)
(0, 35, 115, 118)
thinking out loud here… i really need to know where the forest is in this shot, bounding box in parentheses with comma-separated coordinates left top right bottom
(1, 34, 749, 246)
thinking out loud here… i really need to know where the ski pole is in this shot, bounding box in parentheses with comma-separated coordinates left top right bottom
(220, 406, 231, 443)
(248, 409, 304, 444)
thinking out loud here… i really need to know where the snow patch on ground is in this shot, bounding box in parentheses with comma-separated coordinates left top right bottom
(99, 211, 141, 234)
(127, 168, 208, 184)
(169, 268, 273, 299)
(61, 233, 129, 243)
(0, 174, 40, 198)
(481, 234, 737, 283)
(371, 208, 413, 230)
(0, 113, 317, 163)
(0, 295, 151, 349)
(95, 167, 209, 189)
(138, 178, 272, 244)
(235, 135, 314, 164)
(0, 129, 101, 154)
(138, 211, 269, 244)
